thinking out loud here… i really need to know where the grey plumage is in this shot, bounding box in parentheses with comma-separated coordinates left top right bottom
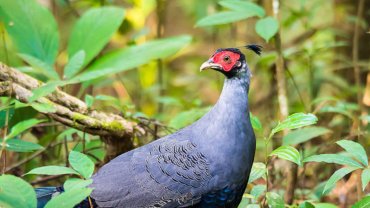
(90, 51, 256, 208)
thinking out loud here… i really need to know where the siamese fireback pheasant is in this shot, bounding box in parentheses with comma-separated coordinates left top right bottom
(36, 46, 259, 208)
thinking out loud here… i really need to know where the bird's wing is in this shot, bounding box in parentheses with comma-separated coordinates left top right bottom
(132, 139, 212, 207)
(91, 138, 212, 208)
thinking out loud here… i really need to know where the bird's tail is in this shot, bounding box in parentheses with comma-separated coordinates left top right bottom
(35, 187, 64, 208)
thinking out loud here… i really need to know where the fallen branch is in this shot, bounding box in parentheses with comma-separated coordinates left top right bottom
(0, 62, 144, 160)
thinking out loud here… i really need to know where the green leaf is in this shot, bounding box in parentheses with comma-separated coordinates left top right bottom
(312, 203, 338, 208)
(7, 118, 45, 139)
(85, 94, 94, 108)
(219, 0, 265, 17)
(63, 178, 93, 192)
(248, 162, 266, 183)
(271, 113, 318, 135)
(266, 192, 284, 208)
(250, 185, 266, 200)
(45, 188, 92, 208)
(64, 50, 86, 79)
(26, 166, 79, 176)
(361, 169, 370, 191)
(250, 113, 262, 131)
(336, 140, 368, 167)
(283, 127, 332, 145)
(28, 81, 66, 102)
(299, 201, 315, 208)
(0, 139, 43, 152)
(323, 167, 359, 194)
(0, 0, 59, 65)
(0, 175, 37, 208)
(68, 7, 125, 66)
(353, 196, 370, 208)
(18, 53, 59, 80)
(196, 12, 255, 27)
(0, 107, 14, 128)
(270, 145, 302, 166)
(255, 17, 279, 42)
(71, 35, 191, 83)
(69, 151, 95, 179)
(169, 107, 211, 129)
(303, 154, 363, 168)
(30, 102, 56, 113)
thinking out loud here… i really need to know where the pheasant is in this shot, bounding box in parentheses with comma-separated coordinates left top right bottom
(37, 45, 260, 208)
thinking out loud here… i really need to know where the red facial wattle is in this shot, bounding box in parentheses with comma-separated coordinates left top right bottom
(211, 51, 241, 72)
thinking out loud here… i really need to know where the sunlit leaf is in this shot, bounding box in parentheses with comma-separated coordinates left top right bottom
(283, 127, 332, 145)
(28, 81, 66, 102)
(361, 169, 370, 191)
(323, 167, 359, 194)
(64, 50, 86, 79)
(250, 113, 262, 131)
(0, 138, 43, 152)
(26, 166, 79, 176)
(85, 94, 94, 108)
(196, 12, 255, 27)
(303, 154, 363, 168)
(266, 192, 284, 208)
(7, 118, 45, 139)
(299, 201, 315, 208)
(30, 102, 56, 113)
(18, 53, 59, 80)
(45, 188, 92, 208)
(63, 178, 93, 192)
(169, 107, 211, 129)
(68, 7, 125, 66)
(353, 196, 370, 208)
(0, 175, 36, 208)
(0, 0, 59, 65)
(248, 162, 266, 183)
(256, 17, 279, 42)
(71, 36, 191, 83)
(69, 151, 95, 179)
(313, 203, 338, 208)
(270, 145, 302, 166)
(271, 113, 318, 135)
(336, 140, 368, 167)
(219, 0, 265, 17)
(250, 185, 266, 202)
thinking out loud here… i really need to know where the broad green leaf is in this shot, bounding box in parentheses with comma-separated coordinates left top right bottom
(266, 192, 284, 208)
(313, 203, 338, 208)
(71, 36, 191, 83)
(353, 196, 370, 208)
(18, 54, 59, 80)
(196, 12, 254, 27)
(30, 102, 56, 113)
(0, 175, 37, 208)
(169, 107, 211, 129)
(63, 178, 93, 192)
(0, 139, 43, 152)
(299, 201, 315, 208)
(45, 188, 92, 208)
(255, 17, 279, 42)
(303, 154, 363, 168)
(7, 118, 45, 139)
(64, 50, 86, 79)
(26, 166, 79, 176)
(28, 81, 66, 102)
(250, 113, 262, 131)
(270, 145, 302, 166)
(361, 169, 370, 191)
(69, 151, 95, 179)
(219, 1, 265, 17)
(0, 0, 59, 65)
(68, 7, 125, 66)
(271, 113, 318, 135)
(323, 167, 359, 194)
(248, 162, 266, 183)
(250, 185, 266, 200)
(336, 140, 368, 167)
(85, 94, 94, 108)
(0, 107, 14, 128)
(283, 127, 332, 145)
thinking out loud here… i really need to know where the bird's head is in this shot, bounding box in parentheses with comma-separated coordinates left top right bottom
(200, 45, 262, 78)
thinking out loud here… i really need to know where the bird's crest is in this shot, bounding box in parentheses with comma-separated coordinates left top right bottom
(244, 44, 263, 56)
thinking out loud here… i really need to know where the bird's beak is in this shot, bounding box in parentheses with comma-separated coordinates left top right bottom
(200, 60, 222, 72)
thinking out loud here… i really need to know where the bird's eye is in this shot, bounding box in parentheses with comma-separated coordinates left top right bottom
(223, 55, 230, 62)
